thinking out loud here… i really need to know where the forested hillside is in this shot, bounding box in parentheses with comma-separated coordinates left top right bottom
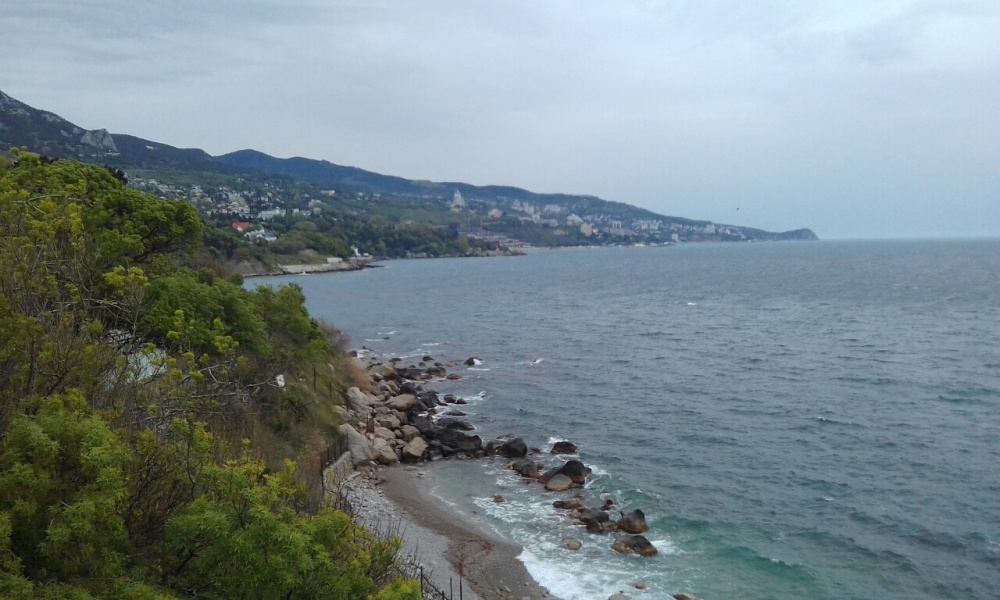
(0, 151, 420, 599)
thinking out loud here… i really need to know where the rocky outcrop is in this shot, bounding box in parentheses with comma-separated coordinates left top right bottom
(511, 459, 541, 479)
(617, 509, 648, 534)
(545, 474, 573, 492)
(551, 441, 578, 454)
(339, 424, 376, 466)
(498, 437, 528, 458)
(80, 128, 118, 152)
(611, 535, 658, 557)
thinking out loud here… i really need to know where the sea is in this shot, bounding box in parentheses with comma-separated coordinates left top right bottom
(255, 239, 1000, 600)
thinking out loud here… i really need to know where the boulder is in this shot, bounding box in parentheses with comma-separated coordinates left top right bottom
(387, 394, 417, 412)
(578, 509, 610, 525)
(560, 460, 592, 484)
(425, 365, 446, 377)
(402, 437, 428, 462)
(561, 537, 582, 551)
(498, 437, 528, 458)
(609, 593, 630, 600)
(446, 374, 462, 380)
(464, 357, 481, 366)
(376, 415, 401, 430)
(617, 509, 648, 534)
(400, 380, 420, 395)
(589, 521, 618, 534)
(673, 594, 698, 600)
(397, 366, 425, 380)
(338, 424, 376, 466)
(553, 497, 585, 510)
(371, 438, 398, 465)
(483, 439, 503, 456)
(422, 355, 435, 362)
(373, 426, 396, 442)
(400, 425, 421, 442)
(443, 409, 467, 417)
(437, 418, 475, 431)
(551, 441, 578, 454)
(346, 387, 377, 408)
(511, 459, 541, 479)
(492, 495, 505, 503)
(611, 535, 658, 557)
(369, 363, 397, 381)
(545, 474, 573, 492)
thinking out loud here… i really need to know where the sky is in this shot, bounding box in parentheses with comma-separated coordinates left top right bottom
(2, 1, 999, 239)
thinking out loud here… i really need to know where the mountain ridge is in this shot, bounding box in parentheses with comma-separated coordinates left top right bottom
(0, 88, 818, 242)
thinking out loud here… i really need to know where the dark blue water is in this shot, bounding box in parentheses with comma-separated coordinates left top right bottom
(256, 240, 1000, 599)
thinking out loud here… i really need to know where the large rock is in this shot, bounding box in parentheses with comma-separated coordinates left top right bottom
(545, 474, 573, 492)
(369, 363, 397, 381)
(617, 509, 648, 534)
(400, 425, 421, 442)
(372, 426, 397, 442)
(387, 394, 417, 412)
(560, 460, 592, 484)
(437, 417, 475, 431)
(376, 415, 401, 430)
(498, 437, 528, 458)
(673, 595, 699, 600)
(578, 508, 610, 525)
(562, 537, 582, 551)
(338, 424, 376, 466)
(464, 357, 481, 366)
(372, 437, 398, 465)
(402, 437, 428, 462)
(609, 593, 631, 600)
(553, 497, 585, 510)
(346, 387, 377, 409)
(611, 535, 658, 557)
(551, 441, 578, 454)
(396, 366, 424, 380)
(511, 459, 541, 479)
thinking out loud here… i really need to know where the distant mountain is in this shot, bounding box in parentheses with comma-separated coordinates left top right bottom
(0, 89, 817, 241)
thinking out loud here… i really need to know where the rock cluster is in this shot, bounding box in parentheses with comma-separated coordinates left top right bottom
(334, 352, 665, 594)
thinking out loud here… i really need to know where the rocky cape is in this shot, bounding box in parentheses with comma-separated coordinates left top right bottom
(331, 353, 704, 599)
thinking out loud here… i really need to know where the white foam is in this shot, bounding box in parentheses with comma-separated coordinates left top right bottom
(687, 302, 698, 306)
(467, 367, 491, 371)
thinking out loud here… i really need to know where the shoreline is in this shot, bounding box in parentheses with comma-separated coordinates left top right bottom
(340, 464, 559, 600)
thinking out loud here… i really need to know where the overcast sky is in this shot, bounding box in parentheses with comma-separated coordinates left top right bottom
(3, 1, 999, 238)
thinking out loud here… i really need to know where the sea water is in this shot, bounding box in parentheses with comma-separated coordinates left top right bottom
(258, 240, 1000, 600)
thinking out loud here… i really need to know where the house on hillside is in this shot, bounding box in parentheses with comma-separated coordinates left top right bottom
(231, 222, 251, 232)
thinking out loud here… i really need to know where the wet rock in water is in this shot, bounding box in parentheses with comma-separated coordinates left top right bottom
(673, 594, 699, 600)
(611, 535, 658, 557)
(492, 495, 505, 503)
(634, 582, 649, 590)
(446, 374, 462, 380)
(553, 496, 585, 510)
(562, 537, 582, 551)
(484, 439, 503, 456)
(464, 357, 481, 366)
(422, 355, 434, 362)
(602, 497, 616, 510)
(437, 417, 475, 431)
(609, 593, 630, 600)
(511, 458, 541, 479)
(443, 394, 457, 404)
(396, 366, 424, 380)
(443, 409, 467, 417)
(400, 380, 420, 394)
(498, 437, 528, 458)
(578, 508, 610, 526)
(551, 440, 578, 454)
(560, 460, 592, 484)
(453, 397, 468, 405)
(425, 365, 446, 377)
(617, 509, 648, 534)
(545, 474, 574, 492)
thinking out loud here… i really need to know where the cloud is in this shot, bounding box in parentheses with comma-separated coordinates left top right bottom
(2, 0, 999, 237)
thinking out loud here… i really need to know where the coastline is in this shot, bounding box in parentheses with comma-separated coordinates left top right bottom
(341, 464, 559, 600)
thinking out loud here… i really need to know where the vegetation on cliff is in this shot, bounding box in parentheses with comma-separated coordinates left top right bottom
(0, 151, 420, 599)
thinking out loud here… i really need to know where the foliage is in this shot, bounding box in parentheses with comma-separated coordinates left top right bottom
(0, 153, 418, 598)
